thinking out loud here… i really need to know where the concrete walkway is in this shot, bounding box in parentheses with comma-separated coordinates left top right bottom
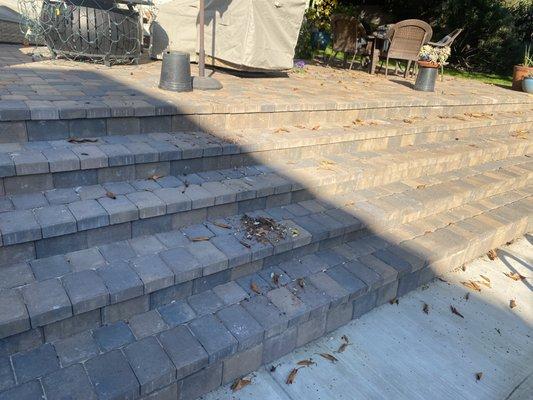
(204, 235, 533, 400)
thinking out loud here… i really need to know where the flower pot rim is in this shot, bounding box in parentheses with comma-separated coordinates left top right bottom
(417, 60, 440, 68)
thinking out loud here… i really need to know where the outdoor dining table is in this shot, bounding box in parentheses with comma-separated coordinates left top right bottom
(367, 31, 389, 74)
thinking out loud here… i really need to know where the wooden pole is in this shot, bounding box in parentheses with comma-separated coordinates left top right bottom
(198, 0, 205, 77)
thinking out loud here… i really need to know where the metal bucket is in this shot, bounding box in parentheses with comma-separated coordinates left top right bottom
(414, 66, 438, 92)
(159, 51, 192, 92)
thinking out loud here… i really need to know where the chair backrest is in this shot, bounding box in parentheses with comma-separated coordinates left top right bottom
(437, 28, 463, 46)
(330, 15, 365, 53)
(386, 19, 433, 61)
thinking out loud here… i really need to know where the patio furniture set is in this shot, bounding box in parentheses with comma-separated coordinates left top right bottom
(328, 16, 462, 79)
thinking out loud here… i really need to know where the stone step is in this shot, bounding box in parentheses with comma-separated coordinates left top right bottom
(0, 194, 530, 400)
(2, 92, 531, 141)
(0, 156, 530, 346)
(0, 111, 530, 194)
(0, 132, 530, 264)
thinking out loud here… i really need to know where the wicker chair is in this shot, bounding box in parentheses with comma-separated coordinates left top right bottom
(328, 14, 368, 69)
(378, 19, 433, 77)
(428, 28, 463, 48)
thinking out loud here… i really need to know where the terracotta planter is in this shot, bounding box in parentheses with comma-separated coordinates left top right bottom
(417, 60, 439, 68)
(512, 65, 533, 91)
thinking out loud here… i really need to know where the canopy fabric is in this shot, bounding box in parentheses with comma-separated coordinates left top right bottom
(150, 0, 307, 71)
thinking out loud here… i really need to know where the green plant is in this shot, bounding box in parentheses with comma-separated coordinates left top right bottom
(523, 45, 532, 67)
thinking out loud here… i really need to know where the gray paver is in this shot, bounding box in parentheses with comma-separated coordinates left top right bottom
(126, 191, 166, 219)
(65, 247, 107, 271)
(158, 300, 196, 327)
(158, 325, 208, 379)
(20, 279, 72, 327)
(99, 241, 136, 262)
(212, 281, 249, 305)
(0, 380, 44, 400)
(159, 247, 202, 283)
(85, 350, 140, 400)
(42, 363, 97, 400)
(62, 270, 109, 314)
(0, 210, 41, 245)
(11, 193, 48, 210)
(188, 314, 238, 362)
(11, 343, 59, 383)
(30, 255, 72, 281)
(0, 357, 14, 392)
(0, 262, 34, 290)
(130, 255, 174, 294)
(326, 265, 368, 300)
(187, 290, 225, 316)
(53, 331, 100, 367)
(97, 261, 144, 303)
(124, 336, 176, 396)
(98, 195, 138, 224)
(128, 310, 168, 339)
(67, 200, 109, 231)
(266, 287, 308, 326)
(93, 321, 135, 352)
(34, 205, 77, 238)
(216, 304, 265, 351)
(0, 290, 30, 338)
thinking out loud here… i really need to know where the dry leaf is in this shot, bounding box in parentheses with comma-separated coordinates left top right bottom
(286, 368, 299, 384)
(479, 275, 491, 288)
(319, 353, 338, 363)
(274, 127, 289, 133)
(106, 191, 116, 200)
(504, 272, 526, 281)
(422, 303, 429, 314)
(403, 118, 414, 124)
(511, 129, 528, 139)
(297, 359, 316, 367)
(239, 240, 251, 248)
(495, 328, 501, 335)
(270, 365, 277, 372)
(416, 184, 426, 189)
(271, 273, 280, 286)
(231, 377, 252, 392)
(311, 125, 320, 130)
(291, 228, 300, 237)
(509, 299, 517, 309)
(461, 280, 481, 292)
(67, 137, 98, 143)
(464, 292, 470, 301)
(487, 249, 497, 260)
(297, 278, 306, 288)
(191, 236, 210, 242)
(389, 297, 399, 305)
(341, 335, 349, 343)
(337, 342, 349, 353)
(149, 174, 162, 181)
(451, 305, 464, 318)
(475, 372, 483, 381)
(250, 282, 261, 294)
(213, 221, 231, 229)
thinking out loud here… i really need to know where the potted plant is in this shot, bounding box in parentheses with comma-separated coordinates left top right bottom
(513, 45, 533, 91)
(414, 45, 451, 92)
(523, 73, 533, 94)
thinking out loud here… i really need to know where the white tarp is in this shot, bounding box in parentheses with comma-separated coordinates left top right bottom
(150, 0, 307, 71)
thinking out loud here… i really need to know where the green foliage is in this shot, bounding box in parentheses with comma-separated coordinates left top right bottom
(295, 15, 314, 60)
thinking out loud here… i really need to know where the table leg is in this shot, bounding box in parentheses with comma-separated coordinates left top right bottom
(369, 47, 380, 74)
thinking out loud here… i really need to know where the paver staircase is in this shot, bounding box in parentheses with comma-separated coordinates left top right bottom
(0, 96, 531, 400)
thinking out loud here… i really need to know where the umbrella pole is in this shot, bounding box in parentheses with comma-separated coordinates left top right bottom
(193, 0, 222, 90)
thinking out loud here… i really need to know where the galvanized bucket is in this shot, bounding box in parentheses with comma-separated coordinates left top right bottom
(414, 66, 438, 92)
(159, 51, 192, 92)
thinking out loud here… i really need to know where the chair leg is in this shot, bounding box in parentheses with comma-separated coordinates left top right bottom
(385, 56, 389, 77)
(405, 60, 411, 78)
(440, 64, 444, 81)
(349, 53, 357, 70)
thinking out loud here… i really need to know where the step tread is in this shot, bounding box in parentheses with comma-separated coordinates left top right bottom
(0, 132, 530, 247)
(0, 111, 530, 179)
(0, 193, 530, 399)
(0, 157, 530, 340)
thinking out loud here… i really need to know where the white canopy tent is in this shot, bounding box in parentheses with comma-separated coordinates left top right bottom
(150, 0, 307, 71)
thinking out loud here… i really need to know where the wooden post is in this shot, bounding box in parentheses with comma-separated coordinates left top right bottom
(198, 0, 205, 78)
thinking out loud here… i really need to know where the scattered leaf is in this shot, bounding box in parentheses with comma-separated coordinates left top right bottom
(191, 236, 210, 242)
(67, 137, 98, 143)
(319, 353, 338, 363)
(475, 372, 483, 381)
(451, 305, 464, 318)
(464, 292, 470, 301)
(389, 297, 399, 305)
(231, 377, 252, 392)
(510, 299, 517, 309)
(479, 275, 491, 288)
(239, 240, 251, 248)
(416, 184, 426, 189)
(461, 280, 481, 292)
(271, 273, 280, 286)
(422, 303, 429, 314)
(297, 278, 306, 288)
(106, 191, 116, 200)
(213, 221, 231, 229)
(80, 152, 89, 156)
(341, 335, 349, 343)
(504, 272, 526, 281)
(269, 365, 277, 372)
(250, 282, 261, 294)
(311, 125, 320, 130)
(297, 359, 316, 367)
(286, 368, 299, 384)
(318, 159, 336, 171)
(495, 328, 501, 335)
(403, 118, 414, 124)
(274, 127, 289, 133)
(291, 228, 300, 237)
(487, 249, 497, 260)
(337, 342, 349, 353)
(149, 174, 162, 181)
(461, 264, 467, 272)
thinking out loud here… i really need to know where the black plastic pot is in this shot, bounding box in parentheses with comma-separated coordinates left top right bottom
(159, 51, 193, 92)
(414, 64, 438, 92)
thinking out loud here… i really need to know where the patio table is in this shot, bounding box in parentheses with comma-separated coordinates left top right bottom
(367, 31, 388, 74)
